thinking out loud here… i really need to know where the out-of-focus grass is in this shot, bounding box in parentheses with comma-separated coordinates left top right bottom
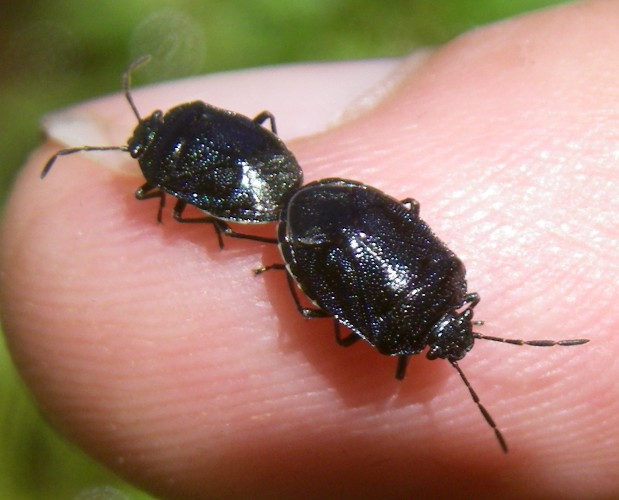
(0, 1, 567, 497)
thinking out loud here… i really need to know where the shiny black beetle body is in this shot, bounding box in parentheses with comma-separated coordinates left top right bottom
(277, 178, 477, 369)
(129, 101, 302, 225)
(42, 57, 302, 246)
(261, 178, 589, 452)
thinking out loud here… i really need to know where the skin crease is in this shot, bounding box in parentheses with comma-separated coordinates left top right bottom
(1, 0, 618, 497)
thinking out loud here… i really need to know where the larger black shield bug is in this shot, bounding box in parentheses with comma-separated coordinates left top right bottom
(41, 56, 303, 247)
(258, 178, 589, 452)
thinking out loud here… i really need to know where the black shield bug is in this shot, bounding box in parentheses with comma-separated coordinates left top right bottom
(258, 178, 589, 452)
(41, 56, 303, 247)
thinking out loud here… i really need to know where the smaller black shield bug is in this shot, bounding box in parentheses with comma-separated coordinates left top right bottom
(257, 178, 589, 452)
(41, 56, 303, 247)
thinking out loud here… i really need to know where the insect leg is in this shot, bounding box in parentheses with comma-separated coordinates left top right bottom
(252, 111, 277, 134)
(135, 182, 166, 222)
(333, 321, 361, 347)
(254, 263, 287, 273)
(255, 264, 326, 318)
(400, 198, 420, 217)
(172, 200, 277, 248)
(463, 292, 480, 308)
(214, 220, 278, 245)
(395, 355, 409, 380)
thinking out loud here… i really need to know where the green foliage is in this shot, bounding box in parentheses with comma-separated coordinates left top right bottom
(0, 1, 567, 497)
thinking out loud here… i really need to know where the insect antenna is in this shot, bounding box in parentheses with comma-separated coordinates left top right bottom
(40, 56, 154, 180)
(450, 359, 508, 453)
(41, 145, 129, 178)
(122, 54, 152, 122)
(473, 333, 589, 347)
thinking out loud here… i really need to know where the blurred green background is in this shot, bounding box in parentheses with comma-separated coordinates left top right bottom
(0, 1, 567, 498)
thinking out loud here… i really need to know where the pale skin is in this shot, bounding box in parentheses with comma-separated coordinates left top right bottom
(1, 0, 618, 497)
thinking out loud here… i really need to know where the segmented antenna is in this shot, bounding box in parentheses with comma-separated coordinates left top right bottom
(122, 54, 151, 122)
(450, 360, 508, 453)
(474, 333, 589, 347)
(458, 332, 589, 451)
(40, 56, 153, 179)
(41, 145, 129, 178)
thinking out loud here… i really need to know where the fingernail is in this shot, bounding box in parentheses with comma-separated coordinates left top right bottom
(334, 49, 433, 126)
